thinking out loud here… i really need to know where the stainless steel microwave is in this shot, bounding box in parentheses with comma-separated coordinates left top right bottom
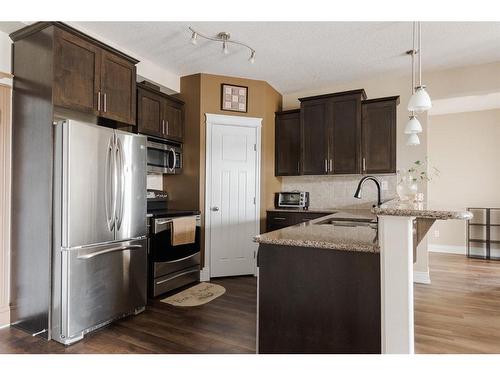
(275, 192, 309, 209)
(146, 137, 182, 174)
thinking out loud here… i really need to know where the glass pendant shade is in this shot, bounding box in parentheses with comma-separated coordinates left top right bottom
(404, 115, 422, 134)
(406, 133, 420, 146)
(408, 86, 432, 112)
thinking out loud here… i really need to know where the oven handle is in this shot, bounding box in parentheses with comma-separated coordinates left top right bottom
(155, 268, 199, 285)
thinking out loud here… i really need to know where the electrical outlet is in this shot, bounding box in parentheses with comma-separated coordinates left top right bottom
(434, 230, 440, 238)
(381, 180, 389, 191)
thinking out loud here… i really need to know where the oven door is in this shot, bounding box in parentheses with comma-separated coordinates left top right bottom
(146, 141, 176, 174)
(150, 216, 201, 278)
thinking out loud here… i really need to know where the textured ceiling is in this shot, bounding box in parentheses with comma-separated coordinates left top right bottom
(42, 22, 500, 93)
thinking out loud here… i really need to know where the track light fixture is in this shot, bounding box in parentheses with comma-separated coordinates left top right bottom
(188, 27, 256, 63)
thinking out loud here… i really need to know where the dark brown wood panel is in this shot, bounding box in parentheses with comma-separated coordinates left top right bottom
(361, 97, 398, 174)
(300, 100, 329, 175)
(137, 87, 163, 137)
(258, 244, 381, 353)
(275, 110, 301, 176)
(100, 51, 136, 125)
(331, 95, 361, 174)
(53, 28, 100, 114)
(164, 99, 184, 142)
(266, 211, 329, 232)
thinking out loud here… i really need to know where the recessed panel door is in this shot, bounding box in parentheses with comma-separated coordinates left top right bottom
(209, 124, 258, 277)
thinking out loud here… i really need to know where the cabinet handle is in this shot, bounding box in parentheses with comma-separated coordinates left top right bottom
(329, 159, 333, 172)
(324, 159, 328, 173)
(166, 120, 169, 135)
(297, 161, 300, 173)
(97, 91, 101, 111)
(273, 217, 286, 221)
(162, 120, 165, 134)
(103, 93, 107, 113)
(363, 157, 366, 173)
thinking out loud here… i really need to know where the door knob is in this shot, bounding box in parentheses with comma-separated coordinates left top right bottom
(211, 206, 220, 212)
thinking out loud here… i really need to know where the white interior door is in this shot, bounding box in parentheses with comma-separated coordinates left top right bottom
(209, 123, 258, 277)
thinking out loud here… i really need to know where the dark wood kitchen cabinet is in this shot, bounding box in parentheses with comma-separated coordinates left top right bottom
(266, 210, 329, 232)
(361, 96, 399, 174)
(275, 109, 301, 176)
(50, 26, 138, 125)
(137, 83, 184, 142)
(299, 89, 366, 175)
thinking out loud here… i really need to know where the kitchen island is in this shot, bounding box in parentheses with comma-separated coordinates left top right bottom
(254, 201, 472, 354)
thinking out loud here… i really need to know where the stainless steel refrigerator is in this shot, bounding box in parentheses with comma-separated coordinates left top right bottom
(11, 119, 148, 345)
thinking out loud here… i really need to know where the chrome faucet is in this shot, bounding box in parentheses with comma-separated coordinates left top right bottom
(354, 176, 382, 207)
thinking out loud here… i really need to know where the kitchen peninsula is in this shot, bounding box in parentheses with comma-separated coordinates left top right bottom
(255, 200, 472, 354)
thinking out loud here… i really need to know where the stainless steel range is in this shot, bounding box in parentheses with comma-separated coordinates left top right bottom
(147, 190, 201, 297)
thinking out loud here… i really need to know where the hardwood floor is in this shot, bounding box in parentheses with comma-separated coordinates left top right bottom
(0, 276, 256, 354)
(1, 253, 500, 354)
(415, 252, 500, 353)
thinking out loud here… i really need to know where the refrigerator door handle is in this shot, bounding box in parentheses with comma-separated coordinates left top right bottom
(76, 244, 143, 260)
(104, 136, 115, 231)
(115, 137, 125, 231)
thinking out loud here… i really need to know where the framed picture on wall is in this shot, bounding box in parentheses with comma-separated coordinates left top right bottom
(221, 83, 248, 113)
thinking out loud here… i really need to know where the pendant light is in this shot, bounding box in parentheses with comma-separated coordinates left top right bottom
(406, 133, 421, 146)
(407, 22, 432, 113)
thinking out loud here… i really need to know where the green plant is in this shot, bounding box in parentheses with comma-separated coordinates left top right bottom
(407, 158, 440, 182)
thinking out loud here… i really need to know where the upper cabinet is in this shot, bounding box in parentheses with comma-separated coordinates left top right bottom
(299, 90, 366, 175)
(275, 110, 301, 176)
(53, 28, 137, 125)
(137, 83, 185, 142)
(12, 22, 139, 126)
(361, 96, 399, 174)
(275, 90, 399, 176)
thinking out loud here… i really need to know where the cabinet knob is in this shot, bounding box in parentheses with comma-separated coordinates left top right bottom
(211, 206, 220, 212)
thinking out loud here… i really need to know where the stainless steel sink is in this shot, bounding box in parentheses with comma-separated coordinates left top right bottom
(315, 217, 378, 229)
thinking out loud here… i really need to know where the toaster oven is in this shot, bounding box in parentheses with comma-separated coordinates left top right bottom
(275, 192, 310, 209)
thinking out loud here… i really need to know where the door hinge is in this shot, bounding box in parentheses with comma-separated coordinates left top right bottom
(253, 250, 256, 259)
(253, 144, 257, 151)
(253, 197, 256, 205)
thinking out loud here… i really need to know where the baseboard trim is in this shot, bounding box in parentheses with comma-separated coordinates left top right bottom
(414, 271, 431, 284)
(428, 244, 466, 255)
(200, 267, 210, 282)
(0, 307, 10, 328)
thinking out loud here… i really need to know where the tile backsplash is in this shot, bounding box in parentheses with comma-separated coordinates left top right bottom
(281, 175, 397, 209)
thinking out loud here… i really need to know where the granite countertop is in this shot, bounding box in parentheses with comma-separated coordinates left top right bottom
(255, 209, 379, 253)
(267, 208, 338, 214)
(372, 199, 473, 220)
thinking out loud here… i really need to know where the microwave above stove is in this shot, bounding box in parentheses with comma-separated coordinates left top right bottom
(275, 191, 309, 209)
(146, 136, 182, 174)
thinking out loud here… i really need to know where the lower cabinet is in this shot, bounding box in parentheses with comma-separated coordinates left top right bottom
(266, 211, 329, 232)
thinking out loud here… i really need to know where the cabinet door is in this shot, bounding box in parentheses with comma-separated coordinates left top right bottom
(137, 88, 163, 137)
(301, 100, 329, 175)
(330, 96, 361, 174)
(53, 29, 100, 114)
(275, 111, 301, 176)
(100, 51, 136, 125)
(163, 100, 184, 142)
(362, 100, 397, 174)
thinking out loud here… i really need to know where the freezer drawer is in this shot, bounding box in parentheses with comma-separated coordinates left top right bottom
(59, 239, 147, 342)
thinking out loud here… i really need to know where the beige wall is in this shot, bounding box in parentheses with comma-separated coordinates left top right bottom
(166, 73, 282, 265)
(282, 61, 500, 274)
(428, 109, 500, 250)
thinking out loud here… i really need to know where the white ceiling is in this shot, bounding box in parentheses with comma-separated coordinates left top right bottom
(8, 22, 500, 94)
